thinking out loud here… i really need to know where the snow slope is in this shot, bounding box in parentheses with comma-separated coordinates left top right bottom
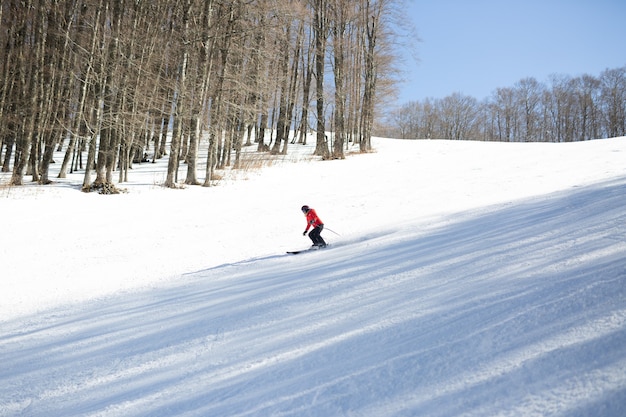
(1, 137, 626, 416)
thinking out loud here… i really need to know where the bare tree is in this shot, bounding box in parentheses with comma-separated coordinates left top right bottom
(295, 20, 315, 146)
(58, 1, 102, 179)
(358, 0, 388, 152)
(575, 74, 602, 141)
(9, 0, 44, 186)
(515, 77, 543, 142)
(271, 9, 301, 155)
(312, 0, 330, 158)
(0, 0, 416, 191)
(600, 66, 626, 138)
(163, 0, 193, 188)
(329, 0, 352, 158)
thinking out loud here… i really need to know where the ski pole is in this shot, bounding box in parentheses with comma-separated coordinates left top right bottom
(325, 226, 341, 236)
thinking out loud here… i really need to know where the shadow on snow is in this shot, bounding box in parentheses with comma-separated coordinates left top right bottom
(1, 177, 626, 416)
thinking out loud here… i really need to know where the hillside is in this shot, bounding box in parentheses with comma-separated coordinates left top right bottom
(1, 137, 625, 416)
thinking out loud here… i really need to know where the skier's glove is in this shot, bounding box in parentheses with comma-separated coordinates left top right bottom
(303, 231, 307, 236)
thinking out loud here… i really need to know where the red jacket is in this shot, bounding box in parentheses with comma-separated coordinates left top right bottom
(304, 209, 323, 232)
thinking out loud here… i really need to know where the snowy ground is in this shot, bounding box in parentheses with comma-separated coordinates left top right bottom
(1, 137, 625, 416)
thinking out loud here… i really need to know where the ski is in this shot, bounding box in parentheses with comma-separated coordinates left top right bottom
(286, 248, 316, 254)
(286, 245, 328, 255)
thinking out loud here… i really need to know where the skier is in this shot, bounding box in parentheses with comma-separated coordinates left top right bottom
(301, 205, 327, 248)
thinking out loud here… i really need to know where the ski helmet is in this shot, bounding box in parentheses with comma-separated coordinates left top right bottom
(301, 205, 310, 213)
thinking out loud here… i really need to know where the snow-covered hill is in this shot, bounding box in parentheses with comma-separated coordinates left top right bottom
(1, 137, 625, 416)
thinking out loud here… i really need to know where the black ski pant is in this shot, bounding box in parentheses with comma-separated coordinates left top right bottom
(308, 225, 326, 246)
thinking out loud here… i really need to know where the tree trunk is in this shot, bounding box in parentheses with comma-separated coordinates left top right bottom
(185, 115, 200, 185)
(331, 4, 347, 159)
(360, 8, 379, 152)
(165, 0, 192, 188)
(11, 0, 44, 186)
(314, 0, 330, 158)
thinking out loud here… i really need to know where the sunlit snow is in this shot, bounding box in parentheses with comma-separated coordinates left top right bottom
(1, 137, 625, 416)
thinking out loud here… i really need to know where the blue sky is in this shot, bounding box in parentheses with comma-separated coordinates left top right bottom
(396, 0, 626, 104)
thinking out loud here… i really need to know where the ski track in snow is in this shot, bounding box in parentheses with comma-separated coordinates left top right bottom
(1, 138, 626, 416)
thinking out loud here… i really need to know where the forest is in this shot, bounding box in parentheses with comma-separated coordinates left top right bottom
(387, 66, 626, 142)
(0, 0, 401, 190)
